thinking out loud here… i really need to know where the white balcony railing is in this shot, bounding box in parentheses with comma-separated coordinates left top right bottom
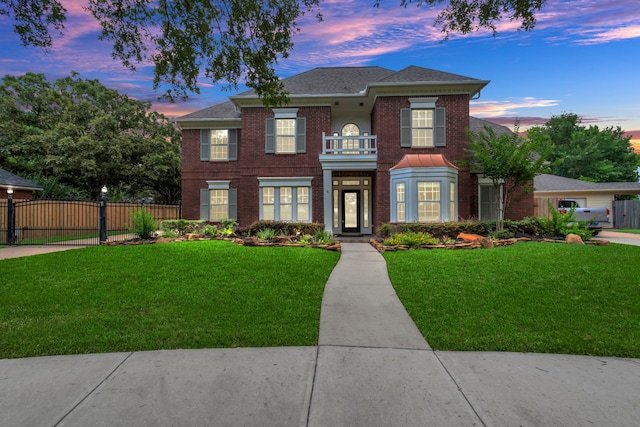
(322, 132, 377, 155)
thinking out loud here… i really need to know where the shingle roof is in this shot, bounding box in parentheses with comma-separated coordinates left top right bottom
(534, 174, 640, 192)
(0, 168, 43, 191)
(378, 65, 478, 83)
(390, 154, 458, 170)
(469, 117, 513, 136)
(180, 65, 488, 120)
(178, 101, 240, 120)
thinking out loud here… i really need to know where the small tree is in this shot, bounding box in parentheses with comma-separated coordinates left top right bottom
(467, 123, 551, 231)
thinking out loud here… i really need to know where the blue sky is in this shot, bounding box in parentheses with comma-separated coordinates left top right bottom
(0, 0, 638, 147)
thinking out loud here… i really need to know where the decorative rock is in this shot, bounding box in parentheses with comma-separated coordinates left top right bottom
(478, 237, 494, 248)
(457, 233, 485, 243)
(566, 234, 585, 245)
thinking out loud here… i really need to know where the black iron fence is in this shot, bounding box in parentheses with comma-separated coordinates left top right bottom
(1, 197, 180, 246)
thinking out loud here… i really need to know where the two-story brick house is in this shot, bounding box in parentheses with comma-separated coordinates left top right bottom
(177, 65, 533, 235)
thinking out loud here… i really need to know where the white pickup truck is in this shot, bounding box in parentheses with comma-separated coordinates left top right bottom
(557, 199, 610, 235)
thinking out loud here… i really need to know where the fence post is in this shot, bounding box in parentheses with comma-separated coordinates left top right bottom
(7, 187, 15, 246)
(99, 187, 107, 243)
(178, 200, 182, 219)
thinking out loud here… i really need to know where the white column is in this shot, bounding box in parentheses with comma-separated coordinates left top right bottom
(323, 169, 333, 233)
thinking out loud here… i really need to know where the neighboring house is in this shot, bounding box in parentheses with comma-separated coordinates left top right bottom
(177, 66, 533, 235)
(0, 168, 43, 199)
(534, 174, 640, 227)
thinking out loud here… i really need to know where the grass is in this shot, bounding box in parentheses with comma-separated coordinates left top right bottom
(0, 240, 340, 359)
(384, 242, 640, 358)
(615, 228, 640, 234)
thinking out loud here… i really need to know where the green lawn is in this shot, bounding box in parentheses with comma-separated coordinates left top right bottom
(0, 240, 340, 359)
(384, 242, 640, 358)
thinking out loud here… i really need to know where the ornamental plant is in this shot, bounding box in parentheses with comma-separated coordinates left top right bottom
(130, 207, 158, 239)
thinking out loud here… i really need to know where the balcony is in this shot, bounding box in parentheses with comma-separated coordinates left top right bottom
(322, 132, 377, 155)
(319, 132, 378, 171)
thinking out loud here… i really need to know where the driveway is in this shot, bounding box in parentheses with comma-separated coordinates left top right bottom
(594, 230, 640, 246)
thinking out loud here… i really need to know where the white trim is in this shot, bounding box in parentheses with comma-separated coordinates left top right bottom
(206, 180, 231, 190)
(409, 97, 438, 109)
(258, 177, 313, 187)
(272, 108, 299, 119)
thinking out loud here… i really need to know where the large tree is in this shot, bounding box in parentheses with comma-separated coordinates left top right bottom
(1, 0, 546, 105)
(0, 72, 181, 202)
(467, 123, 552, 231)
(527, 113, 639, 183)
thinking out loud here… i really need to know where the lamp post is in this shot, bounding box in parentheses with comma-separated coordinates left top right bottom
(6, 187, 14, 246)
(99, 186, 107, 243)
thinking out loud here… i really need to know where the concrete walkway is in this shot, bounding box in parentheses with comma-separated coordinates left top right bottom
(1, 243, 640, 426)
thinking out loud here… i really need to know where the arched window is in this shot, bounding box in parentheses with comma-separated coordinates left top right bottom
(341, 123, 360, 154)
(341, 123, 360, 136)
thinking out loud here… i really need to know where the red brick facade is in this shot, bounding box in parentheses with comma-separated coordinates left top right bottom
(179, 67, 534, 232)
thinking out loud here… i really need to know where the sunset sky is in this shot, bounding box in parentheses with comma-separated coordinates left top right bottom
(0, 0, 639, 151)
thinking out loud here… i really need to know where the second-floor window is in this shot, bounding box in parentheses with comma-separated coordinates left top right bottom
(265, 108, 306, 154)
(401, 98, 446, 148)
(411, 109, 433, 147)
(200, 129, 238, 161)
(276, 119, 296, 153)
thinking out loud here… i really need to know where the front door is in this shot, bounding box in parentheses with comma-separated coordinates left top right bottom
(342, 190, 360, 233)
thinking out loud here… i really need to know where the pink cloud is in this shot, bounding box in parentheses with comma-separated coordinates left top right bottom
(470, 98, 560, 117)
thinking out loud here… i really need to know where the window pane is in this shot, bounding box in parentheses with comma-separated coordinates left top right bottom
(396, 183, 405, 202)
(417, 182, 440, 222)
(263, 205, 275, 220)
(412, 109, 434, 147)
(396, 183, 405, 222)
(281, 204, 292, 221)
(364, 189, 369, 228)
(418, 202, 440, 222)
(276, 119, 296, 153)
(418, 182, 440, 201)
(210, 130, 229, 160)
(333, 190, 339, 228)
(412, 109, 432, 127)
(297, 187, 309, 204)
(450, 182, 455, 221)
(263, 187, 274, 204)
(297, 204, 309, 221)
(209, 189, 228, 222)
(280, 187, 292, 204)
(341, 123, 360, 136)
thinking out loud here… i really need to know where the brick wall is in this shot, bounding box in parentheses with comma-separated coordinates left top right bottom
(371, 94, 473, 224)
(181, 94, 533, 228)
(181, 106, 331, 225)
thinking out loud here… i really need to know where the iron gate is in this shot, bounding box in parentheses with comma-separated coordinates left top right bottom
(2, 198, 180, 246)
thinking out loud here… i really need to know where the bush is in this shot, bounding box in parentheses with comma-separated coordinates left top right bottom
(200, 224, 218, 237)
(545, 204, 593, 240)
(130, 207, 158, 239)
(314, 230, 335, 245)
(377, 223, 393, 238)
(383, 231, 439, 247)
(161, 219, 204, 235)
(247, 221, 325, 237)
(257, 228, 276, 242)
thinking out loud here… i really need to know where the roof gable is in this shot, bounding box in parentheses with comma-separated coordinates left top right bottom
(378, 65, 478, 83)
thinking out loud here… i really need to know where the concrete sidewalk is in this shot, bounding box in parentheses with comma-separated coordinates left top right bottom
(2, 243, 640, 426)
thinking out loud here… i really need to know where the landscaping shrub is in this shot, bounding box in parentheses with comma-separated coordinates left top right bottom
(130, 207, 158, 239)
(247, 221, 324, 237)
(383, 231, 440, 247)
(257, 228, 276, 242)
(314, 230, 335, 245)
(161, 219, 204, 235)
